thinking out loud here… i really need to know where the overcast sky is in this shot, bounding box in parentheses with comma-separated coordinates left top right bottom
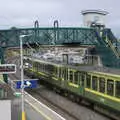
(0, 0, 120, 37)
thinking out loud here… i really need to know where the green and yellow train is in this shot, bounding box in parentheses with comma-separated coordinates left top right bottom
(24, 56, 120, 119)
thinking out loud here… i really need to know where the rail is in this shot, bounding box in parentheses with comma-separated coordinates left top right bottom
(105, 37, 120, 58)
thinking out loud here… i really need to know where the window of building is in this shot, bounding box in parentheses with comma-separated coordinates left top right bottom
(86, 74, 91, 88)
(92, 76, 98, 91)
(116, 81, 120, 98)
(99, 77, 105, 93)
(107, 79, 114, 96)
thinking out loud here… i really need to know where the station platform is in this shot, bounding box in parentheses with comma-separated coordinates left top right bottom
(11, 91, 66, 120)
(24, 91, 66, 120)
(0, 82, 66, 120)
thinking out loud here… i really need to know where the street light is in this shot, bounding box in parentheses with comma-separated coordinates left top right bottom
(20, 34, 32, 120)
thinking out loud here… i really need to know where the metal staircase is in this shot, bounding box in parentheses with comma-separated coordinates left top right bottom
(95, 29, 120, 68)
(102, 29, 120, 58)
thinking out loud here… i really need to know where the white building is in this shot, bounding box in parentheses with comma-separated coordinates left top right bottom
(81, 10, 108, 27)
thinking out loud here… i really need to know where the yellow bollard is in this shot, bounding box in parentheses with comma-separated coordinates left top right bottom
(22, 111, 26, 120)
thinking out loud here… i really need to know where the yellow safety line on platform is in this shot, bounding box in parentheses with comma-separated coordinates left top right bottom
(22, 111, 26, 120)
(25, 99, 52, 120)
(85, 88, 120, 102)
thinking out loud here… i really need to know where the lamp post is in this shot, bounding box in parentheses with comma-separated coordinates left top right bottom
(20, 34, 32, 120)
(53, 20, 59, 61)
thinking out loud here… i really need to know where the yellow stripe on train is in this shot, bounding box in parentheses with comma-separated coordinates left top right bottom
(29, 69, 48, 77)
(52, 77, 58, 81)
(85, 88, 120, 103)
(68, 82, 79, 88)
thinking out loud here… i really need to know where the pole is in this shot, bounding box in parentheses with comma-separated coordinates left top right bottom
(54, 20, 59, 60)
(20, 36, 26, 120)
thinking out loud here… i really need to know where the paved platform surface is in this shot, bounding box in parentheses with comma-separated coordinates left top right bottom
(11, 91, 66, 120)
(24, 91, 66, 120)
(11, 98, 47, 120)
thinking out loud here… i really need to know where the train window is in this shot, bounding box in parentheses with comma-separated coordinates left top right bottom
(56, 67, 59, 77)
(74, 72, 79, 84)
(107, 79, 114, 96)
(39, 63, 42, 71)
(47, 64, 54, 74)
(33, 63, 35, 70)
(56, 67, 60, 78)
(116, 81, 120, 98)
(44, 64, 47, 72)
(63, 68, 68, 80)
(34, 62, 38, 71)
(59, 67, 62, 78)
(43, 64, 45, 72)
(99, 77, 105, 93)
(69, 71, 73, 82)
(86, 74, 91, 88)
(38, 63, 40, 71)
(56, 67, 58, 76)
(66, 68, 68, 80)
(92, 76, 98, 91)
(54, 67, 57, 76)
(61, 68, 64, 79)
(40, 63, 42, 71)
(79, 72, 85, 86)
(44, 64, 46, 72)
(41, 63, 43, 71)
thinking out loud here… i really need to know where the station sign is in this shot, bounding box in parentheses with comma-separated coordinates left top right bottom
(0, 64, 16, 74)
(15, 79, 38, 89)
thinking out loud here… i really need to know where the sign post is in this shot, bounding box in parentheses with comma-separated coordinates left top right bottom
(15, 79, 38, 89)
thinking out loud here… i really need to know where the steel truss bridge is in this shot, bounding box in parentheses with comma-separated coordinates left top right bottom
(0, 21, 120, 82)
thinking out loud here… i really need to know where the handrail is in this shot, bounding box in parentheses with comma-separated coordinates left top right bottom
(104, 36, 120, 58)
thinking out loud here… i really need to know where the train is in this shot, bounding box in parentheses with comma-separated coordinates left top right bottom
(23, 56, 120, 119)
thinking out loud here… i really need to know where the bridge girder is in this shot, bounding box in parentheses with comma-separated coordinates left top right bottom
(0, 27, 98, 48)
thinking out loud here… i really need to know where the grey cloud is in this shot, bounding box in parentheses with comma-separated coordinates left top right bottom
(0, 0, 120, 37)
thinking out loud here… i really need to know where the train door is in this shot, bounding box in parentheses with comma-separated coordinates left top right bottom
(58, 67, 63, 86)
(60, 67, 68, 88)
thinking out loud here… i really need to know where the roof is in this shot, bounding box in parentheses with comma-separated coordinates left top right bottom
(24, 56, 120, 77)
(81, 10, 108, 15)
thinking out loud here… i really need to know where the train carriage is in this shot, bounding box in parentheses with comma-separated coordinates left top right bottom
(24, 56, 120, 119)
